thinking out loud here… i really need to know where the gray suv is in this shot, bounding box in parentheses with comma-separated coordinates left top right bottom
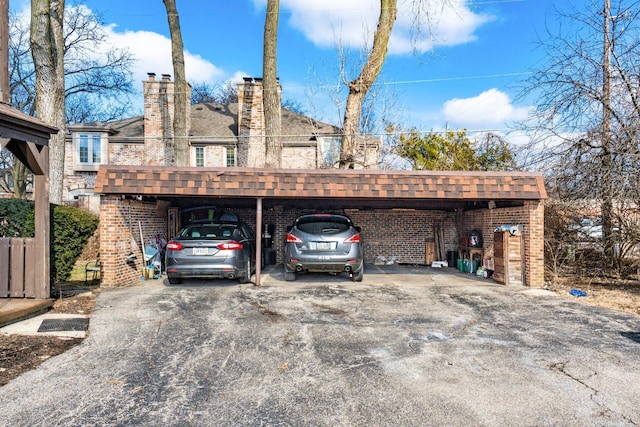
(284, 213, 363, 282)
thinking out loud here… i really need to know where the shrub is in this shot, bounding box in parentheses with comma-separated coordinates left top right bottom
(0, 199, 33, 237)
(1, 200, 99, 284)
(51, 205, 99, 283)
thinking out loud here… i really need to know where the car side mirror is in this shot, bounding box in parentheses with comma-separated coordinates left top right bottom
(286, 226, 293, 232)
(355, 226, 362, 232)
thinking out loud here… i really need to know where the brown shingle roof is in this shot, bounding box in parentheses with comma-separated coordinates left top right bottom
(189, 103, 340, 143)
(95, 166, 547, 201)
(77, 103, 341, 143)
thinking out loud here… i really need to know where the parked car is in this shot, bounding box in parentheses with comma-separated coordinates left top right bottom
(284, 213, 364, 282)
(570, 218, 604, 240)
(165, 220, 255, 284)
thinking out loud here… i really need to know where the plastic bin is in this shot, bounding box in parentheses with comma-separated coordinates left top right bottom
(471, 259, 479, 274)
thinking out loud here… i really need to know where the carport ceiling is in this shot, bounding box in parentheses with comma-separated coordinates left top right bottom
(94, 166, 547, 211)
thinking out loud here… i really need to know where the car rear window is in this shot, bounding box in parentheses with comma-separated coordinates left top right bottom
(181, 224, 238, 239)
(295, 216, 351, 235)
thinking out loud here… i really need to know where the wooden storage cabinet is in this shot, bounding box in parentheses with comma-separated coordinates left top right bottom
(493, 231, 524, 286)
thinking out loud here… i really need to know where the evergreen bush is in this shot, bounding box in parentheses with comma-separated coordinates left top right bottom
(1, 199, 99, 284)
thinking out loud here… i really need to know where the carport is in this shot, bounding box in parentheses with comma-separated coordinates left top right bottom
(94, 166, 546, 287)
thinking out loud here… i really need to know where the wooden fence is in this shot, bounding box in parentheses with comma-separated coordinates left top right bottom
(0, 238, 37, 298)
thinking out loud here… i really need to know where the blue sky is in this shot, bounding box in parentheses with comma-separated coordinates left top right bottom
(14, 0, 566, 142)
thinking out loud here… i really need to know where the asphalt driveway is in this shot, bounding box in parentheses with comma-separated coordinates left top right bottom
(1, 265, 639, 426)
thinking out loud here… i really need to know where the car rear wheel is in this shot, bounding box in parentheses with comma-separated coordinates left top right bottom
(351, 265, 364, 282)
(239, 259, 252, 284)
(168, 276, 182, 285)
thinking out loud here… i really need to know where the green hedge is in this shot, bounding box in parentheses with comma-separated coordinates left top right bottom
(0, 198, 33, 237)
(0, 199, 99, 284)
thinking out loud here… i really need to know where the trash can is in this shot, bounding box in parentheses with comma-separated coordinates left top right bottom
(447, 250, 458, 268)
(471, 259, 479, 274)
(262, 223, 274, 249)
(263, 248, 276, 266)
(457, 259, 464, 271)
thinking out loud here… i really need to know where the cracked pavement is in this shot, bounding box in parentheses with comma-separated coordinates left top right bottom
(0, 266, 638, 426)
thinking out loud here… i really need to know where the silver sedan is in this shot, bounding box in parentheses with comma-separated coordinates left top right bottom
(165, 221, 255, 284)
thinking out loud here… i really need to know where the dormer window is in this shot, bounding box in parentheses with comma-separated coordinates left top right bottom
(79, 134, 101, 163)
(73, 132, 107, 171)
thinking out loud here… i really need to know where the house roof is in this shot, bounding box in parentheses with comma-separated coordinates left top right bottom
(70, 103, 341, 144)
(190, 103, 341, 143)
(95, 166, 547, 209)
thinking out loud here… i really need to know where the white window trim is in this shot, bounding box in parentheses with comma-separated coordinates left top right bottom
(73, 132, 107, 171)
(224, 146, 237, 167)
(192, 145, 206, 167)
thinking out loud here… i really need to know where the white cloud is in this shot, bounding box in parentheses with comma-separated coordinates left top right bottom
(441, 88, 530, 128)
(101, 25, 224, 87)
(254, 0, 492, 54)
(14, 2, 227, 89)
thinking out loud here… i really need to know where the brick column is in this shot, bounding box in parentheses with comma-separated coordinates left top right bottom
(525, 200, 545, 287)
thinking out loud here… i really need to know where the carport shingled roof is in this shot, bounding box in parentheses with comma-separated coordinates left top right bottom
(95, 166, 547, 201)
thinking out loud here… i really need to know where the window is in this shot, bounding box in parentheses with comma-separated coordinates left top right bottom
(194, 146, 205, 167)
(225, 146, 237, 167)
(74, 132, 106, 170)
(318, 137, 341, 168)
(78, 133, 102, 164)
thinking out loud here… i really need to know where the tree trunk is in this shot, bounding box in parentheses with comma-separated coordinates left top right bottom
(340, 0, 397, 169)
(163, 0, 188, 166)
(601, 0, 615, 266)
(30, 0, 66, 204)
(263, 0, 281, 168)
(12, 157, 27, 198)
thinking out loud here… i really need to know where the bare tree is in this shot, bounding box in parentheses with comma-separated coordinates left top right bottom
(163, 0, 188, 166)
(521, 0, 640, 268)
(30, 0, 66, 204)
(263, 0, 281, 168)
(340, 0, 397, 169)
(5, 6, 134, 198)
(191, 81, 238, 105)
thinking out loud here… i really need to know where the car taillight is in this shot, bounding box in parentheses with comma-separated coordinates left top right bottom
(218, 241, 243, 250)
(286, 233, 303, 243)
(344, 233, 360, 243)
(166, 241, 183, 251)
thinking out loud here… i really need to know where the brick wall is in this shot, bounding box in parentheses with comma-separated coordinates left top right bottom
(99, 201, 544, 288)
(236, 207, 455, 266)
(109, 143, 146, 165)
(282, 146, 317, 168)
(347, 209, 453, 264)
(525, 201, 545, 287)
(99, 196, 168, 287)
(143, 74, 192, 166)
(237, 78, 282, 168)
(459, 202, 544, 287)
(204, 146, 226, 167)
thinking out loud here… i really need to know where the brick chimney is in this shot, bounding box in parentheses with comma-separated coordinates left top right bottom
(143, 72, 192, 165)
(237, 77, 281, 167)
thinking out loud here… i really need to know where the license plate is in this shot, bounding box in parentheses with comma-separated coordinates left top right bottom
(316, 242, 331, 251)
(193, 247, 208, 256)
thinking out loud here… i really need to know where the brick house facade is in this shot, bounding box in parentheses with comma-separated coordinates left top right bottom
(64, 73, 546, 290)
(64, 74, 379, 210)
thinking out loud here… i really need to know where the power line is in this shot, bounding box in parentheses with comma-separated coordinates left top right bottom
(284, 72, 532, 91)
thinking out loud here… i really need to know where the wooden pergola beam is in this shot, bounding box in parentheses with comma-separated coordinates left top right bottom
(0, 109, 56, 299)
